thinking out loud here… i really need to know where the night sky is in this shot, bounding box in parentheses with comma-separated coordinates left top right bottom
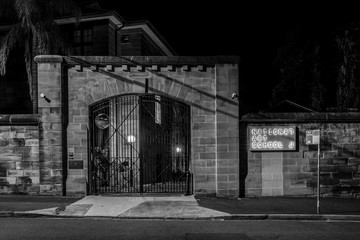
(97, 1, 360, 111)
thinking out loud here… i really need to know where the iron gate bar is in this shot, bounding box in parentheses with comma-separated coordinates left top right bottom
(103, 101, 140, 154)
(141, 101, 179, 148)
(139, 95, 190, 193)
(90, 94, 191, 194)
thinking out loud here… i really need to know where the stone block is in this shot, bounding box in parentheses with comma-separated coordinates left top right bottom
(199, 138, 216, 145)
(309, 158, 331, 165)
(68, 169, 83, 176)
(217, 151, 239, 160)
(193, 123, 215, 131)
(246, 188, 262, 197)
(0, 154, 22, 161)
(332, 172, 353, 179)
(23, 170, 40, 177)
(169, 83, 181, 96)
(339, 179, 360, 186)
(217, 167, 237, 174)
(39, 184, 62, 195)
(348, 158, 360, 165)
(194, 174, 208, 183)
(330, 157, 348, 164)
(263, 180, 283, 189)
(217, 137, 238, 144)
(332, 143, 343, 151)
(284, 187, 313, 196)
(338, 150, 354, 158)
(192, 116, 206, 123)
(262, 188, 282, 196)
(338, 165, 358, 172)
(343, 144, 360, 151)
(196, 167, 216, 175)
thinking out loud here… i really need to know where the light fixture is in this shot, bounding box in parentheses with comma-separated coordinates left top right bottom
(127, 135, 136, 143)
(176, 147, 182, 153)
(231, 92, 239, 100)
(40, 93, 51, 103)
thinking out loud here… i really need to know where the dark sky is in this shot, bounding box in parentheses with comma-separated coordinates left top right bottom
(97, 1, 360, 111)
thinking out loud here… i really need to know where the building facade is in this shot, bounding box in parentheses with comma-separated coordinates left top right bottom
(1, 4, 359, 199)
(26, 55, 239, 197)
(241, 113, 360, 198)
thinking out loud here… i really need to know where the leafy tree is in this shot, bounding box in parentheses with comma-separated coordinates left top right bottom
(0, 0, 81, 111)
(271, 27, 325, 111)
(272, 19, 360, 112)
(335, 22, 360, 111)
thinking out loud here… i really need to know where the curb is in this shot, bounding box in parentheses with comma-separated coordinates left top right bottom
(2, 211, 360, 221)
(0, 211, 14, 217)
(227, 214, 268, 220)
(266, 214, 360, 221)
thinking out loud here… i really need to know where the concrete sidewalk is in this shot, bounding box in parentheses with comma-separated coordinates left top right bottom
(1, 194, 360, 221)
(21, 195, 231, 219)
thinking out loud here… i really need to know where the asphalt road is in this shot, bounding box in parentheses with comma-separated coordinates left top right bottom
(1, 218, 360, 240)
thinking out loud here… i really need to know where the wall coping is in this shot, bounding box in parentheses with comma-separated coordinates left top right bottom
(241, 112, 360, 123)
(34, 55, 64, 63)
(34, 55, 240, 66)
(0, 114, 40, 125)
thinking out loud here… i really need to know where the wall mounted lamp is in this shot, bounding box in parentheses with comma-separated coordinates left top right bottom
(40, 93, 51, 103)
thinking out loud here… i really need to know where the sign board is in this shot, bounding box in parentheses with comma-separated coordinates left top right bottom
(68, 147, 74, 160)
(249, 126, 296, 151)
(306, 129, 320, 145)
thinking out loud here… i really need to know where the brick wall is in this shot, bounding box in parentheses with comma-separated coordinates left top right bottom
(0, 115, 40, 194)
(35, 55, 240, 198)
(242, 113, 360, 198)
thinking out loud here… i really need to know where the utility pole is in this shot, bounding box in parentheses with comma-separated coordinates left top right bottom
(306, 129, 321, 214)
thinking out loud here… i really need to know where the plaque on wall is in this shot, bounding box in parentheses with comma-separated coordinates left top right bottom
(249, 126, 297, 151)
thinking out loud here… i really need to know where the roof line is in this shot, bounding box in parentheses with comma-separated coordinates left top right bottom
(122, 20, 177, 56)
(54, 10, 124, 27)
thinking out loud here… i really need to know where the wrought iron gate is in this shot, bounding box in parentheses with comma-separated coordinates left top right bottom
(89, 94, 191, 194)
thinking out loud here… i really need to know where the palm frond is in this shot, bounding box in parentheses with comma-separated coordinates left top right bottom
(0, 25, 22, 75)
(1, 0, 83, 105)
(32, 23, 50, 54)
(14, 0, 41, 28)
(24, 33, 33, 100)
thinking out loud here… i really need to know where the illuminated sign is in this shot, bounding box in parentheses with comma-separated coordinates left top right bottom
(249, 126, 297, 151)
(306, 129, 320, 145)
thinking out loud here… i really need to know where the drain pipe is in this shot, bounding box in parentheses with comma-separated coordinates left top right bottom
(61, 64, 69, 196)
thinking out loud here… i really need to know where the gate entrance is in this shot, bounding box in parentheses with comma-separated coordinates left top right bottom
(89, 94, 191, 194)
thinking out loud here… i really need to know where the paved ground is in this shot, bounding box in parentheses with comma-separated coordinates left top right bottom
(196, 195, 360, 214)
(1, 194, 360, 220)
(0, 195, 82, 211)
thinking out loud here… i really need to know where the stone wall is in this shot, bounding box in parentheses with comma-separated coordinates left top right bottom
(35, 55, 240, 198)
(36, 56, 64, 195)
(0, 115, 40, 194)
(241, 113, 360, 198)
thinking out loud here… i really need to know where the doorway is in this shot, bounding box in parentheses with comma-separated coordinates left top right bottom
(89, 94, 191, 194)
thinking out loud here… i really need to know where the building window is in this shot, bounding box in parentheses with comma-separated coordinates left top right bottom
(121, 34, 130, 43)
(73, 28, 93, 55)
